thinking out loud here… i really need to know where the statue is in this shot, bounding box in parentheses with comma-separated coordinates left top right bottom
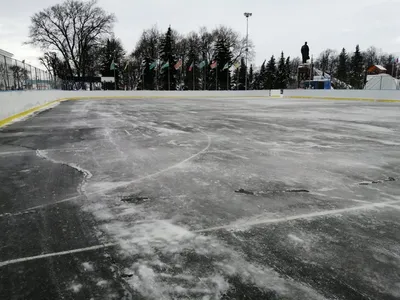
(301, 42, 310, 64)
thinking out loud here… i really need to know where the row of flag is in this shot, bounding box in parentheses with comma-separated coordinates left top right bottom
(115, 57, 400, 72)
(148, 59, 241, 71)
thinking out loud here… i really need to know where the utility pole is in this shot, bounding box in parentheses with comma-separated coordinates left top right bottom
(244, 12, 252, 91)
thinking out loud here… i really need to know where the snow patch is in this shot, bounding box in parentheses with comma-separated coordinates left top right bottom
(288, 234, 305, 243)
(82, 262, 94, 272)
(69, 283, 83, 293)
(96, 279, 109, 287)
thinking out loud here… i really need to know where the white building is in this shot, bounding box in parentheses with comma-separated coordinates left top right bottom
(0, 49, 14, 64)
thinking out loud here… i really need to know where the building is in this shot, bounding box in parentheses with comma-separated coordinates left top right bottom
(0, 49, 14, 64)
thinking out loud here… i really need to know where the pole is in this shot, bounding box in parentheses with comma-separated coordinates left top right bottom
(193, 62, 195, 91)
(4, 55, 9, 89)
(216, 64, 218, 90)
(113, 51, 116, 90)
(227, 67, 229, 90)
(392, 62, 395, 77)
(29, 65, 32, 90)
(237, 67, 239, 90)
(168, 63, 170, 91)
(245, 16, 249, 90)
(244, 13, 252, 90)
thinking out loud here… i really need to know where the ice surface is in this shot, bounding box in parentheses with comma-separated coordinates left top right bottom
(17, 97, 400, 299)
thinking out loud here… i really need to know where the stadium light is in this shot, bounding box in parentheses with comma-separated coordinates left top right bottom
(244, 12, 252, 90)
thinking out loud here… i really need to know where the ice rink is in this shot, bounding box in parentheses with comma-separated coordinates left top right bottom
(1, 97, 400, 299)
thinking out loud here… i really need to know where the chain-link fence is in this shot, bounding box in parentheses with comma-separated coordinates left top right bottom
(0, 54, 59, 91)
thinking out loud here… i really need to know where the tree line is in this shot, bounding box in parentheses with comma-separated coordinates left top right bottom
(30, 0, 399, 90)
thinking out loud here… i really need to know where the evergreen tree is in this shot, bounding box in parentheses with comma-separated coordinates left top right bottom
(265, 55, 276, 89)
(336, 48, 349, 86)
(142, 57, 156, 90)
(159, 26, 177, 90)
(184, 36, 201, 90)
(248, 64, 254, 90)
(238, 57, 246, 90)
(231, 67, 240, 90)
(253, 60, 266, 90)
(213, 37, 233, 90)
(349, 45, 364, 89)
(275, 52, 287, 89)
(99, 38, 125, 90)
(285, 56, 292, 88)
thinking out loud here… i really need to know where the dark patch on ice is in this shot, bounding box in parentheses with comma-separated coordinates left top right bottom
(285, 189, 310, 193)
(120, 194, 150, 204)
(120, 273, 134, 278)
(359, 177, 396, 186)
(235, 188, 255, 195)
(235, 188, 309, 196)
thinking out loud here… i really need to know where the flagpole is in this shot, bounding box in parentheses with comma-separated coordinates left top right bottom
(168, 63, 170, 91)
(216, 63, 218, 91)
(392, 62, 395, 77)
(227, 70, 229, 90)
(204, 61, 206, 90)
(193, 62, 195, 91)
(237, 67, 239, 90)
(113, 50, 116, 90)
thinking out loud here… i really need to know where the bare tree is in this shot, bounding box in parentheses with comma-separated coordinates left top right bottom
(27, 0, 115, 81)
(9, 65, 28, 90)
(212, 25, 253, 64)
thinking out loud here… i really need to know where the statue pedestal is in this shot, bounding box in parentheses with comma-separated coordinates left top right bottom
(297, 64, 312, 88)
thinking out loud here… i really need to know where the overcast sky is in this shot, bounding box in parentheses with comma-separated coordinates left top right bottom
(1, 0, 399, 68)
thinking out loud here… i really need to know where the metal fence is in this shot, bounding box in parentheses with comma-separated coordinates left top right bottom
(0, 54, 59, 91)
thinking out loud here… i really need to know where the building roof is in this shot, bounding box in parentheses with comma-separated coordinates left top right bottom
(0, 49, 14, 58)
(367, 64, 387, 73)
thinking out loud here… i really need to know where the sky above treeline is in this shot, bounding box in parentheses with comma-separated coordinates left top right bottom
(1, 0, 399, 68)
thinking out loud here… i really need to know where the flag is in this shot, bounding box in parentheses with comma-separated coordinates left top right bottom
(110, 60, 116, 71)
(124, 61, 129, 71)
(174, 59, 182, 70)
(223, 62, 229, 70)
(149, 61, 157, 70)
(188, 61, 194, 71)
(210, 60, 217, 69)
(198, 60, 206, 69)
(161, 62, 169, 69)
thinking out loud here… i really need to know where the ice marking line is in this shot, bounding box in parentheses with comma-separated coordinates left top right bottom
(0, 147, 87, 156)
(124, 129, 131, 136)
(102, 129, 212, 191)
(384, 204, 400, 210)
(0, 130, 211, 218)
(195, 200, 400, 233)
(0, 243, 118, 268)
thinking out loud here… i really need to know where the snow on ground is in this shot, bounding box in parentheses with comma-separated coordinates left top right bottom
(13, 97, 400, 299)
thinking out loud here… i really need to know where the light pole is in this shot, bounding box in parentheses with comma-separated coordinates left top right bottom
(244, 12, 252, 90)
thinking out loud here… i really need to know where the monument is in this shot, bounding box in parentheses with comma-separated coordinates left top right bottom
(301, 42, 310, 64)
